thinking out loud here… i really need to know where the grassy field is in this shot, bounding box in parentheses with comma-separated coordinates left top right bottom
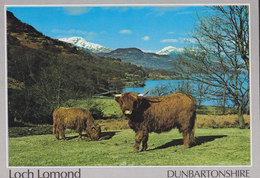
(9, 128, 250, 166)
(65, 98, 124, 118)
(9, 98, 250, 166)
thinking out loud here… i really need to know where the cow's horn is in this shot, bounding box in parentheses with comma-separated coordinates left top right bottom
(114, 94, 122, 97)
(138, 90, 150, 97)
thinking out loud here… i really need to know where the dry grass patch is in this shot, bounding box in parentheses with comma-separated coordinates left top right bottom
(97, 115, 250, 131)
(196, 115, 250, 128)
(97, 119, 129, 131)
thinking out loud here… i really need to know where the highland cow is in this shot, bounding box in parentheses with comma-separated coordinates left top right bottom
(115, 92, 196, 152)
(53, 107, 101, 141)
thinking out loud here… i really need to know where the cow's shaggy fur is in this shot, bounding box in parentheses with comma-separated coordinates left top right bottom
(115, 92, 196, 152)
(53, 108, 101, 140)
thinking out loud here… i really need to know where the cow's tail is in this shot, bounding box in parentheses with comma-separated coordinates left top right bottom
(53, 122, 56, 135)
(189, 96, 197, 145)
(53, 113, 57, 135)
(190, 111, 196, 144)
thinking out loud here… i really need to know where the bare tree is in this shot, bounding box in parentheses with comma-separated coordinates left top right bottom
(150, 80, 210, 108)
(195, 81, 211, 108)
(177, 6, 249, 128)
(150, 82, 175, 96)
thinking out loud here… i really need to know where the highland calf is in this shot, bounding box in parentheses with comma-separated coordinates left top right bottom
(115, 92, 196, 152)
(53, 108, 101, 141)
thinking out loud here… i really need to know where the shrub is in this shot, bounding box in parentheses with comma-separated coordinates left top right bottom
(97, 118, 129, 131)
(89, 106, 104, 119)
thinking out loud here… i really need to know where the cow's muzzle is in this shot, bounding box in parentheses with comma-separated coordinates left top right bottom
(124, 110, 132, 115)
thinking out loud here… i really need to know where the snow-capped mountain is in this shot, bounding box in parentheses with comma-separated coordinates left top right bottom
(156, 46, 184, 56)
(59, 37, 112, 53)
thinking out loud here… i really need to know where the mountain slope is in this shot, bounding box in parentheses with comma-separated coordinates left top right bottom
(7, 11, 144, 89)
(7, 11, 146, 123)
(98, 48, 177, 70)
(59, 37, 112, 53)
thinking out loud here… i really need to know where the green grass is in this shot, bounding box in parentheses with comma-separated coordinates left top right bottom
(9, 128, 250, 166)
(65, 98, 123, 118)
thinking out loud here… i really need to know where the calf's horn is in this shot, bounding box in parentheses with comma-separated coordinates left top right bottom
(114, 94, 122, 97)
(138, 90, 150, 97)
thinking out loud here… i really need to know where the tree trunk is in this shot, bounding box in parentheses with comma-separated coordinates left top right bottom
(222, 88, 226, 115)
(238, 105, 245, 129)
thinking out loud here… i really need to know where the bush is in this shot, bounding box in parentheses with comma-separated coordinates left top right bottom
(97, 118, 129, 131)
(89, 106, 104, 119)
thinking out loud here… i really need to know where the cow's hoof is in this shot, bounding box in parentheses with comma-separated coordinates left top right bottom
(183, 145, 189, 148)
(133, 149, 139, 153)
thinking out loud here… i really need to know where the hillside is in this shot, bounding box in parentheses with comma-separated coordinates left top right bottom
(97, 48, 177, 70)
(7, 11, 146, 124)
(7, 11, 145, 90)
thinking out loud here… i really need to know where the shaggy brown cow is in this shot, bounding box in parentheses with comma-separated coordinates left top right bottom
(115, 92, 196, 152)
(53, 107, 101, 141)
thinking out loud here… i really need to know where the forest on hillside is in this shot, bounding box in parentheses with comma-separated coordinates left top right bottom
(7, 11, 146, 125)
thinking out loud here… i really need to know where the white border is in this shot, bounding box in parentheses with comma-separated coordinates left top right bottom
(5, 3, 253, 167)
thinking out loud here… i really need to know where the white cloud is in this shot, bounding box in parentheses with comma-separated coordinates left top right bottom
(102, 7, 129, 12)
(52, 29, 88, 35)
(176, 11, 195, 15)
(180, 38, 197, 43)
(68, 29, 88, 35)
(63, 7, 91, 15)
(147, 7, 187, 16)
(142, 36, 150, 41)
(160, 39, 178, 43)
(100, 31, 108, 34)
(52, 29, 97, 40)
(86, 32, 98, 40)
(120, 29, 132, 34)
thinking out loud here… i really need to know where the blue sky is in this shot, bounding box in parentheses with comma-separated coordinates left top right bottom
(7, 6, 202, 52)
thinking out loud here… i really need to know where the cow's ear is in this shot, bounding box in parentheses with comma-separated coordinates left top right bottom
(137, 95, 144, 103)
(137, 95, 143, 100)
(137, 95, 148, 106)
